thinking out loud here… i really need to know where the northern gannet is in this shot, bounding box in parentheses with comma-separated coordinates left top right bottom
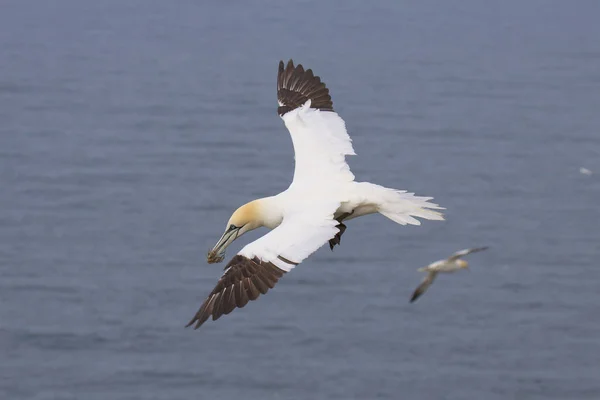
(409, 247, 488, 303)
(186, 59, 445, 329)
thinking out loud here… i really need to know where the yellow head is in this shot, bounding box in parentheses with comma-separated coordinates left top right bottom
(207, 200, 264, 264)
(457, 259, 469, 270)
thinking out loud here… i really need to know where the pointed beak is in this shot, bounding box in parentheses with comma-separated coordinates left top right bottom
(207, 228, 239, 264)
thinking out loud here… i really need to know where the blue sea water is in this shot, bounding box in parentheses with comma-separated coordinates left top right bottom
(1, 1, 600, 399)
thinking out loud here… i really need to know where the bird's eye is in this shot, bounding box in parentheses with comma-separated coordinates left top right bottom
(229, 224, 237, 231)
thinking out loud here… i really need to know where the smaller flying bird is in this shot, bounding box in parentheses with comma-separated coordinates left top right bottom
(409, 247, 488, 303)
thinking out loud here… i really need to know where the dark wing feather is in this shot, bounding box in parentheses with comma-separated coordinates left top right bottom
(448, 247, 489, 261)
(186, 255, 286, 329)
(277, 59, 334, 116)
(409, 272, 437, 303)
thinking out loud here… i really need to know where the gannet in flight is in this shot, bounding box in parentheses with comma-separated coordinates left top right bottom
(409, 247, 488, 303)
(186, 59, 444, 329)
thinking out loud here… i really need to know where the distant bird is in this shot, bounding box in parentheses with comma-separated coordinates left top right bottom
(580, 167, 593, 176)
(409, 247, 488, 303)
(186, 59, 445, 329)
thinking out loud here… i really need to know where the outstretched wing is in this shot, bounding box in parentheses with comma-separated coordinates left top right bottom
(186, 203, 339, 329)
(409, 272, 437, 303)
(448, 247, 489, 261)
(277, 59, 356, 189)
(185, 255, 287, 329)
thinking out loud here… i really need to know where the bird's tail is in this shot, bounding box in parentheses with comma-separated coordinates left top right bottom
(362, 183, 444, 225)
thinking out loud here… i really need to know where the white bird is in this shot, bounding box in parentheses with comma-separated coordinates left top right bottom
(186, 59, 445, 329)
(409, 247, 488, 303)
(580, 167, 592, 176)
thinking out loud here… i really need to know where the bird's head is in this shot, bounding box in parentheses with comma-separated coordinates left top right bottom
(207, 201, 264, 264)
(457, 259, 470, 271)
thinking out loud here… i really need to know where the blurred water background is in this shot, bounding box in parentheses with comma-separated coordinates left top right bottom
(1, 1, 600, 399)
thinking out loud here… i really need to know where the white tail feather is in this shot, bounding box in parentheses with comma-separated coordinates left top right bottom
(375, 187, 444, 226)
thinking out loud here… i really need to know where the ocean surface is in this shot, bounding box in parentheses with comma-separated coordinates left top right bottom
(2, 1, 600, 399)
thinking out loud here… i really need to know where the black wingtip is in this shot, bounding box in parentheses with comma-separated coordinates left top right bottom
(471, 246, 490, 255)
(276, 59, 333, 116)
(185, 314, 210, 330)
(409, 290, 422, 303)
(186, 255, 287, 331)
(184, 316, 201, 330)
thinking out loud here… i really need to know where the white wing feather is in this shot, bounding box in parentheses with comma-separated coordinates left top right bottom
(239, 201, 340, 272)
(282, 100, 355, 189)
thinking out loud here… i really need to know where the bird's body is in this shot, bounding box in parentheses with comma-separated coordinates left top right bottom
(410, 247, 488, 303)
(188, 60, 445, 329)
